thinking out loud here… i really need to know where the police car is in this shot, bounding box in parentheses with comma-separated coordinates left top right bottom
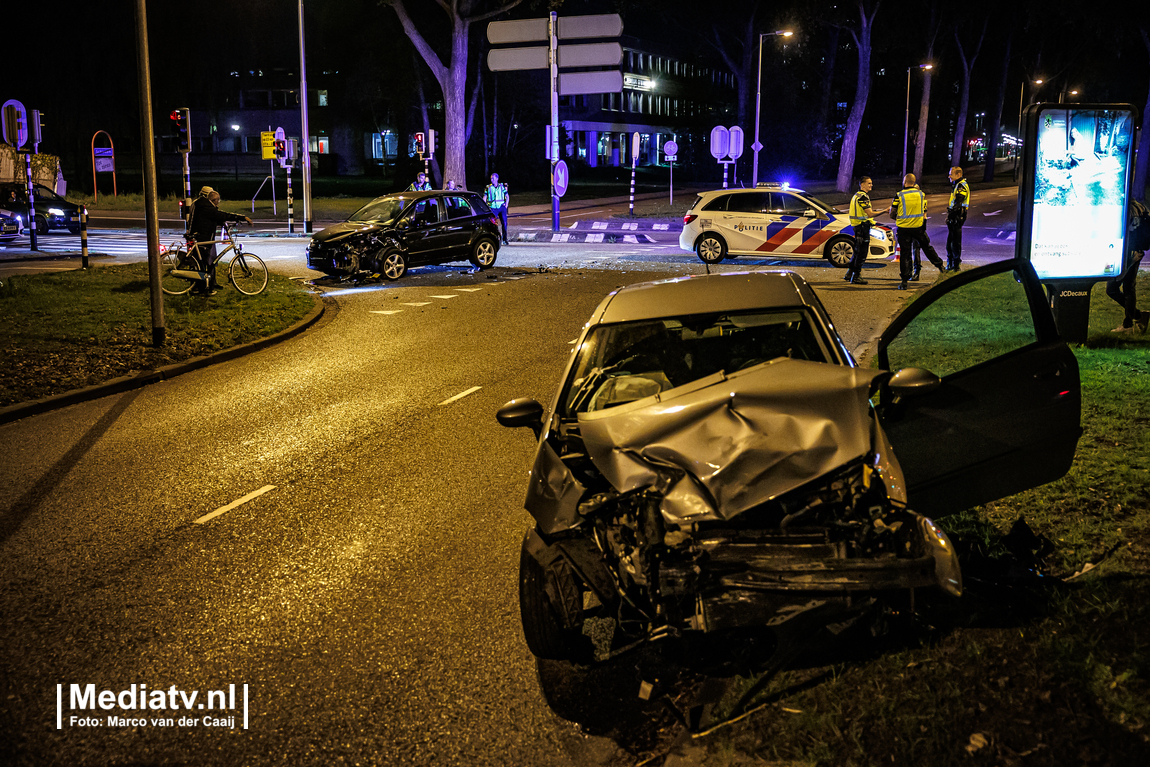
(680, 183, 894, 267)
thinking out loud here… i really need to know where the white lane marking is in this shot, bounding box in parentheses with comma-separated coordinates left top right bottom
(454, 287, 483, 292)
(592, 221, 608, 230)
(195, 485, 276, 524)
(369, 310, 404, 315)
(429, 294, 459, 299)
(438, 386, 482, 406)
(623, 235, 639, 243)
(984, 210, 1002, 216)
(653, 224, 669, 230)
(568, 339, 578, 344)
(586, 233, 604, 243)
(402, 301, 431, 306)
(551, 233, 572, 242)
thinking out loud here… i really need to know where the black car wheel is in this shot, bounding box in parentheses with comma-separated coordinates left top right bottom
(696, 233, 726, 264)
(519, 535, 590, 661)
(35, 215, 49, 236)
(825, 235, 855, 268)
(470, 237, 498, 269)
(376, 249, 407, 280)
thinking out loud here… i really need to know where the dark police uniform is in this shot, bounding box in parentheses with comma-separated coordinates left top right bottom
(891, 185, 945, 287)
(946, 177, 970, 270)
(848, 189, 875, 283)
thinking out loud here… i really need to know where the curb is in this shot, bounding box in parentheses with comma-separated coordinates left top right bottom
(0, 295, 326, 426)
(567, 219, 680, 231)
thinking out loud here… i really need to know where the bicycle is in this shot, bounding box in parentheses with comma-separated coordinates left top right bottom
(160, 222, 268, 296)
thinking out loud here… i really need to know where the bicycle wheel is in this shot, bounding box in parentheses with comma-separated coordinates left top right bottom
(229, 252, 269, 295)
(161, 247, 199, 295)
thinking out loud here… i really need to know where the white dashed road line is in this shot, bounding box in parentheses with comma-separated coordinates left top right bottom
(195, 485, 276, 524)
(429, 294, 459, 299)
(454, 288, 483, 292)
(369, 310, 404, 315)
(438, 386, 482, 406)
(402, 301, 431, 306)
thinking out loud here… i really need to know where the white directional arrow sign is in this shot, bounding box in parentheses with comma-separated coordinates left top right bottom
(487, 17, 548, 44)
(557, 42, 623, 68)
(558, 13, 624, 39)
(488, 47, 549, 71)
(728, 126, 745, 160)
(559, 71, 623, 95)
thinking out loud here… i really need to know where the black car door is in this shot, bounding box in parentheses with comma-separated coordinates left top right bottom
(875, 258, 1081, 516)
(401, 197, 444, 262)
(441, 195, 478, 256)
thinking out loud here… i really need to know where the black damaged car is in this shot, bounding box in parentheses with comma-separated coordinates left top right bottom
(306, 190, 502, 280)
(498, 261, 1081, 663)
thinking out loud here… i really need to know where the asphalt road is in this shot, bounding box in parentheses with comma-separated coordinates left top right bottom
(0, 186, 1021, 765)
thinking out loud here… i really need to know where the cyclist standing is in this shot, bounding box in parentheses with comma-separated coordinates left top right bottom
(188, 186, 252, 295)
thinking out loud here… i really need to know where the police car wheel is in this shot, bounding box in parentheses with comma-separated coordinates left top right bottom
(696, 234, 726, 264)
(824, 236, 854, 268)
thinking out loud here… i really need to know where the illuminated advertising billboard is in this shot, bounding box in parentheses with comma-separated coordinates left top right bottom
(1022, 106, 1136, 280)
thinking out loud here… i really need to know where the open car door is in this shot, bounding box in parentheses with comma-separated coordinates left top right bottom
(876, 259, 1081, 516)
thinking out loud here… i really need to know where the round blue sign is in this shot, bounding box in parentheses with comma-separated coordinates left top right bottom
(553, 160, 570, 198)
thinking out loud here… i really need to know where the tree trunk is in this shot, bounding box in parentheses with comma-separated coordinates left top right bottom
(836, 2, 879, 193)
(912, 8, 938, 180)
(950, 23, 985, 168)
(982, 32, 1012, 183)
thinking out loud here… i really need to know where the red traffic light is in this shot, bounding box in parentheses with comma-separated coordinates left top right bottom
(170, 110, 181, 121)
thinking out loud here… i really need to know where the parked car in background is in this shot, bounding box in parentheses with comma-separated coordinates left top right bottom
(498, 261, 1081, 663)
(0, 183, 82, 235)
(306, 190, 502, 281)
(680, 183, 895, 267)
(0, 208, 22, 240)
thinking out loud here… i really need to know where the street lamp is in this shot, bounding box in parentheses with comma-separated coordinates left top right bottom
(902, 63, 932, 178)
(1014, 79, 1044, 179)
(751, 29, 793, 187)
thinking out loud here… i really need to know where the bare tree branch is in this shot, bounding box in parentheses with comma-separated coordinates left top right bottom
(465, 0, 524, 24)
(387, 0, 448, 87)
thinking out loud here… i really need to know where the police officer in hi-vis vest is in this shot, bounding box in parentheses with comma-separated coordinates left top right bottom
(485, 173, 510, 245)
(889, 173, 945, 290)
(946, 166, 970, 271)
(846, 176, 875, 285)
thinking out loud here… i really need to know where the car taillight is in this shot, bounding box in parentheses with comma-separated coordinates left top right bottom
(684, 214, 698, 225)
(490, 217, 499, 227)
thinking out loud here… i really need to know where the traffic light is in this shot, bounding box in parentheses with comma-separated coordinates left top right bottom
(414, 131, 425, 156)
(31, 110, 43, 147)
(169, 108, 191, 153)
(274, 139, 286, 159)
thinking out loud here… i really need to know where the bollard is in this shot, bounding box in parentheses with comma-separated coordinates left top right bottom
(629, 159, 636, 216)
(80, 207, 89, 269)
(25, 152, 38, 251)
(287, 171, 294, 234)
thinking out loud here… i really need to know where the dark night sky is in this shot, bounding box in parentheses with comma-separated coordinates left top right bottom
(6, 0, 1147, 182)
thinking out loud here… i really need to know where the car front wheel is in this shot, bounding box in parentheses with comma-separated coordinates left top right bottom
(35, 215, 49, 236)
(470, 237, 498, 269)
(519, 535, 589, 661)
(376, 249, 407, 280)
(696, 233, 726, 264)
(824, 235, 855, 268)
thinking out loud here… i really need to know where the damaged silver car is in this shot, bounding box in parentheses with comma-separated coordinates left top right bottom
(498, 260, 1081, 662)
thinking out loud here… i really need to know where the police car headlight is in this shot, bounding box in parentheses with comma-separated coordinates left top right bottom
(48, 208, 65, 216)
(870, 228, 887, 241)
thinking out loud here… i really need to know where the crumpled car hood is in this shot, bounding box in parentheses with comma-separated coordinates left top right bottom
(311, 221, 386, 244)
(576, 358, 886, 523)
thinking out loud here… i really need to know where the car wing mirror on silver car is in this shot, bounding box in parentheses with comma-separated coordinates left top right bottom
(887, 367, 942, 402)
(497, 398, 545, 439)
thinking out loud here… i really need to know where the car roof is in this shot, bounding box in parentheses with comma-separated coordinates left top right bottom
(591, 271, 818, 325)
(697, 186, 811, 198)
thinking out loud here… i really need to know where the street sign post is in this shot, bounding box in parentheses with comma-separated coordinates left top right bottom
(664, 140, 678, 204)
(629, 132, 640, 215)
(710, 125, 731, 188)
(487, 12, 623, 231)
(728, 126, 744, 186)
(90, 131, 117, 205)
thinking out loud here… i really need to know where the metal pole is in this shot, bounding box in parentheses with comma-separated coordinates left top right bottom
(287, 167, 294, 234)
(270, 157, 277, 216)
(181, 151, 191, 229)
(722, 162, 728, 189)
(298, 0, 313, 234)
(549, 11, 560, 232)
(902, 66, 911, 179)
(669, 159, 673, 205)
(629, 143, 636, 216)
(24, 153, 37, 251)
(753, 33, 764, 187)
(80, 207, 89, 269)
(135, 0, 164, 346)
(1014, 82, 1024, 179)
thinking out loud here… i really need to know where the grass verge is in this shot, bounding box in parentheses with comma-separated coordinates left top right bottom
(697, 272, 1150, 766)
(0, 262, 316, 407)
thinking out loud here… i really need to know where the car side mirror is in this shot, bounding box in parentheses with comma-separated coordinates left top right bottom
(888, 367, 942, 401)
(397, 218, 411, 230)
(803, 208, 817, 217)
(497, 398, 545, 438)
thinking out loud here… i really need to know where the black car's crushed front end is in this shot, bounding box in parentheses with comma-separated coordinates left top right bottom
(306, 225, 394, 275)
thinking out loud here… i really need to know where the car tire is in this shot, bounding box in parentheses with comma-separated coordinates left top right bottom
(824, 235, 855, 268)
(375, 249, 407, 280)
(695, 233, 726, 264)
(35, 215, 49, 236)
(469, 237, 498, 269)
(519, 535, 588, 661)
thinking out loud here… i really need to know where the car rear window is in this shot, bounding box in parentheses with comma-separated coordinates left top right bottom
(701, 195, 730, 212)
(444, 196, 474, 220)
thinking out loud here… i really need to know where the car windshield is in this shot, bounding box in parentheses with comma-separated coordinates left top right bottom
(795, 192, 842, 214)
(348, 198, 405, 223)
(561, 309, 829, 415)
